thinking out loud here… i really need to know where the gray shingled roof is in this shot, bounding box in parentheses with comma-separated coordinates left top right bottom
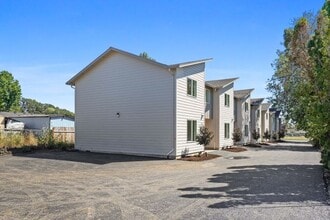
(234, 89, 254, 99)
(250, 98, 264, 106)
(205, 77, 238, 88)
(261, 103, 272, 111)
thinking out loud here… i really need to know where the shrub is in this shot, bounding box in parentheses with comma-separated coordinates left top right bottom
(37, 129, 55, 149)
(263, 130, 271, 141)
(278, 129, 285, 140)
(232, 128, 242, 144)
(252, 129, 260, 142)
(196, 126, 214, 147)
(272, 132, 277, 140)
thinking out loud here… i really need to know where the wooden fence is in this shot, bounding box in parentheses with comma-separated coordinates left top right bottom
(52, 127, 75, 143)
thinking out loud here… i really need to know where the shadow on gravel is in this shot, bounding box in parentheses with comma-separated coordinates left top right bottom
(11, 150, 162, 165)
(178, 164, 327, 208)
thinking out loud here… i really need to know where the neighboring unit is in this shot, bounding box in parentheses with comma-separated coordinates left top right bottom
(269, 107, 282, 140)
(66, 47, 211, 158)
(250, 98, 264, 143)
(260, 103, 271, 141)
(205, 78, 238, 149)
(234, 89, 254, 144)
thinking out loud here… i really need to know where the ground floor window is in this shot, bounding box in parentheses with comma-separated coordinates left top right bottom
(245, 125, 249, 136)
(224, 123, 230, 139)
(187, 120, 197, 141)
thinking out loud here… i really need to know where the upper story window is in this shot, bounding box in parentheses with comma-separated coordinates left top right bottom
(225, 94, 230, 107)
(205, 89, 211, 103)
(257, 109, 260, 118)
(266, 113, 268, 119)
(244, 102, 249, 112)
(187, 78, 197, 97)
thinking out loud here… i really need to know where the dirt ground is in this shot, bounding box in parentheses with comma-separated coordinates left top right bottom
(0, 142, 329, 219)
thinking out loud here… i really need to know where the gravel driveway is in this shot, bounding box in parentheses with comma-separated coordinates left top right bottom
(0, 142, 329, 219)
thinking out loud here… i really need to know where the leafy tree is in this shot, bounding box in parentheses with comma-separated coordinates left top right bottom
(21, 98, 74, 118)
(196, 126, 214, 147)
(267, 0, 330, 168)
(232, 128, 242, 145)
(139, 52, 156, 61)
(0, 71, 22, 112)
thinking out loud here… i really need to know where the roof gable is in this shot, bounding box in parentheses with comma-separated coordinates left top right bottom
(205, 77, 238, 89)
(261, 103, 272, 111)
(250, 98, 264, 106)
(234, 89, 254, 99)
(66, 47, 212, 85)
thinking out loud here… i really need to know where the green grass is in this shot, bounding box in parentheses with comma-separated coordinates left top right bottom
(283, 136, 309, 141)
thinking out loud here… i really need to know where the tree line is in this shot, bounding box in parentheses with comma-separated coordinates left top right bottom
(267, 1, 330, 169)
(0, 70, 74, 118)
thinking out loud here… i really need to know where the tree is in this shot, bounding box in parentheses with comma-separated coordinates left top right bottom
(139, 52, 156, 61)
(21, 98, 74, 118)
(196, 126, 214, 147)
(0, 71, 22, 112)
(267, 0, 330, 169)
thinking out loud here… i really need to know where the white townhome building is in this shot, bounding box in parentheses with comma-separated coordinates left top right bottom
(260, 103, 271, 141)
(66, 47, 211, 158)
(204, 78, 238, 149)
(269, 107, 282, 140)
(250, 98, 264, 143)
(234, 89, 254, 144)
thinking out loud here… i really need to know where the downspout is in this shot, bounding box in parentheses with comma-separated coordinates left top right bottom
(167, 70, 177, 159)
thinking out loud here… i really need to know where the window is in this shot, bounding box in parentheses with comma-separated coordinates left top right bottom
(187, 78, 197, 97)
(224, 123, 230, 139)
(224, 94, 230, 107)
(244, 125, 249, 136)
(244, 102, 249, 112)
(266, 113, 268, 119)
(257, 110, 260, 118)
(205, 89, 211, 103)
(187, 120, 197, 141)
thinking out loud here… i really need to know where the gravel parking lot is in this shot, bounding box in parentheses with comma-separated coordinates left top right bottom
(0, 142, 329, 219)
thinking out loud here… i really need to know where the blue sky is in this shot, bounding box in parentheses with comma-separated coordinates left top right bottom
(0, 0, 325, 112)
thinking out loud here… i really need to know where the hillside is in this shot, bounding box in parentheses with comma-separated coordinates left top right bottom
(21, 98, 74, 118)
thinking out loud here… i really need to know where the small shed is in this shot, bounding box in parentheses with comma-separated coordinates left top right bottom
(0, 112, 74, 131)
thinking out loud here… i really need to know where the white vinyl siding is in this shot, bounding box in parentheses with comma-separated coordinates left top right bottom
(176, 64, 205, 156)
(74, 52, 174, 157)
